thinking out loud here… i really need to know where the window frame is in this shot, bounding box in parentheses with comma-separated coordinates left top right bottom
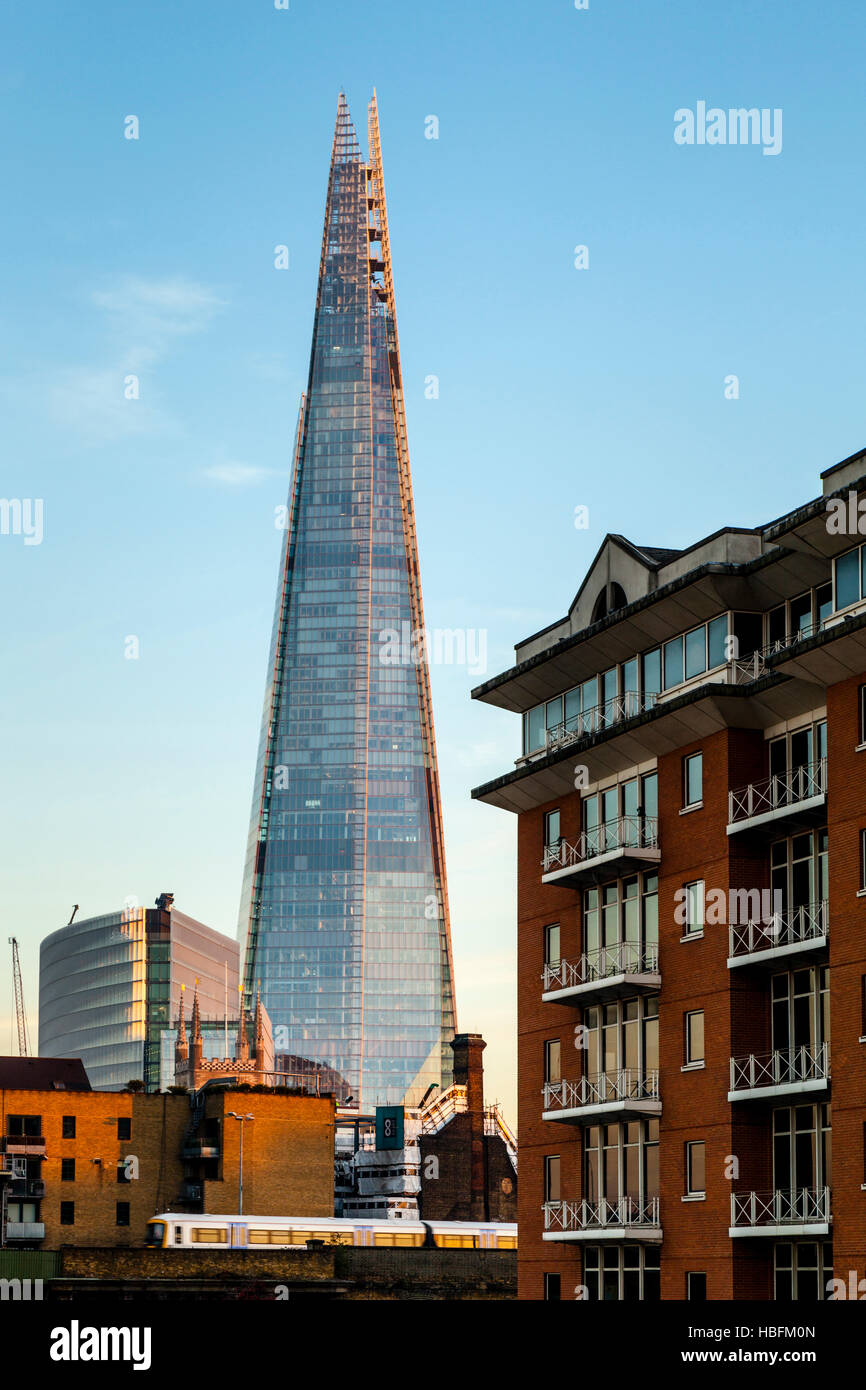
(683, 751, 703, 809)
(685, 1140, 706, 1197)
(684, 1010, 705, 1066)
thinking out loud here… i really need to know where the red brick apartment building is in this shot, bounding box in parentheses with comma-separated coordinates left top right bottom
(472, 446, 866, 1302)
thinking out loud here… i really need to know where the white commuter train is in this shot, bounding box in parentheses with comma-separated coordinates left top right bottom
(145, 1212, 517, 1250)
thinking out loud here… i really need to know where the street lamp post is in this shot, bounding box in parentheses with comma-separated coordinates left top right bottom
(227, 1112, 254, 1215)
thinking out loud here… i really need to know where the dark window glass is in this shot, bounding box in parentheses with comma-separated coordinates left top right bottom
(544, 924, 560, 966)
(835, 548, 860, 610)
(116, 1202, 130, 1227)
(60, 1201, 75, 1226)
(117, 1118, 131, 1142)
(707, 615, 728, 667)
(544, 1273, 561, 1301)
(685, 626, 706, 680)
(61, 1116, 76, 1139)
(60, 1158, 75, 1182)
(687, 1272, 707, 1301)
(642, 649, 661, 697)
(525, 705, 545, 754)
(684, 753, 702, 807)
(664, 636, 684, 689)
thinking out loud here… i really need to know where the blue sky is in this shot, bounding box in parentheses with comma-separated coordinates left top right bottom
(2, 0, 865, 1126)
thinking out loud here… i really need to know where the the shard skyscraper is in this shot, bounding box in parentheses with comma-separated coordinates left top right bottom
(238, 94, 456, 1110)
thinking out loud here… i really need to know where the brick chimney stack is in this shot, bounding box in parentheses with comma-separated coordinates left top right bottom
(451, 1033, 487, 1220)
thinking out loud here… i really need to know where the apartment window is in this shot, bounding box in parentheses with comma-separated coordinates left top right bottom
(685, 1011, 705, 1066)
(687, 1272, 707, 1301)
(543, 1273, 562, 1301)
(544, 923, 561, 967)
(6, 1115, 41, 1137)
(664, 635, 684, 689)
(861, 830, 866, 892)
(583, 1245, 660, 1302)
(116, 1202, 130, 1227)
(61, 1116, 76, 1139)
(685, 1141, 706, 1197)
(117, 1117, 131, 1142)
(683, 752, 703, 808)
(834, 546, 861, 611)
(863, 1123, 866, 1185)
(683, 880, 705, 936)
(544, 1039, 562, 1085)
(60, 1158, 75, 1182)
(60, 1201, 75, 1226)
(544, 1155, 561, 1204)
(543, 810, 561, 854)
(861, 976, 866, 1036)
(774, 1242, 833, 1301)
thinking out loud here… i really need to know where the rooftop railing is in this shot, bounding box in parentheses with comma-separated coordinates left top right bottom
(728, 759, 826, 826)
(544, 692, 657, 754)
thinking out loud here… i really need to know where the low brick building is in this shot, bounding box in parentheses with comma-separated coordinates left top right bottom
(0, 1058, 335, 1250)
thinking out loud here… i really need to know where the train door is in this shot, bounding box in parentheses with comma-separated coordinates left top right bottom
(356, 1226, 373, 1247)
(229, 1223, 247, 1248)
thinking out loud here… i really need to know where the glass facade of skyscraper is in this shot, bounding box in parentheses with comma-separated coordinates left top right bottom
(238, 95, 456, 1110)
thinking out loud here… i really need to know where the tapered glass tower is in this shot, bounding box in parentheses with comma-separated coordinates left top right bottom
(238, 94, 456, 1109)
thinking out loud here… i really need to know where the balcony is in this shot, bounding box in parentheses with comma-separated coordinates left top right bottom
(543, 1196, 662, 1243)
(727, 759, 827, 836)
(4, 1222, 45, 1242)
(543, 692, 659, 757)
(542, 943, 660, 1005)
(728, 1044, 830, 1102)
(1, 1136, 46, 1157)
(729, 1187, 831, 1238)
(543, 1069, 661, 1124)
(728, 901, 828, 968)
(542, 816, 660, 887)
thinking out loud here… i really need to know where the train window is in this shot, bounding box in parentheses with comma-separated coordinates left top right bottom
(373, 1230, 417, 1247)
(247, 1230, 270, 1244)
(173, 1226, 183, 1246)
(497, 1236, 518, 1250)
(191, 1227, 228, 1244)
(145, 1222, 165, 1247)
(440, 1234, 478, 1248)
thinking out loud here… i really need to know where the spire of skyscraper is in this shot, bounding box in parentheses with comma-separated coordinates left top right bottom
(238, 93, 456, 1109)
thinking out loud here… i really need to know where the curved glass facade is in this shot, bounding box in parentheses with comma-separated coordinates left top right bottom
(238, 95, 456, 1110)
(39, 910, 147, 1091)
(39, 906, 238, 1090)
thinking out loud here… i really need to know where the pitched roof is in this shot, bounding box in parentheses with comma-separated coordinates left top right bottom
(0, 1056, 92, 1091)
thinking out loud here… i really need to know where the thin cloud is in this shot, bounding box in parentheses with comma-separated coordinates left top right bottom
(201, 463, 275, 487)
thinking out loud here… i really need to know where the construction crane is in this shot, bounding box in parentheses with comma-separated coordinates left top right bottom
(9, 937, 30, 1057)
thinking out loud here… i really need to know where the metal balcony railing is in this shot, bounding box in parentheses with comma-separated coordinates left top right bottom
(725, 652, 767, 684)
(729, 1043, 830, 1094)
(729, 901, 828, 959)
(762, 620, 829, 660)
(543, 1069, 660, 1112)
(543, 943, 659, 993)
(544, 1196, 660, 1233)
(730, 1187, 831, 1229)
(728, 759, 827, 826)
(543, 816, 659, 873)
(544, 692, 657, 754)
